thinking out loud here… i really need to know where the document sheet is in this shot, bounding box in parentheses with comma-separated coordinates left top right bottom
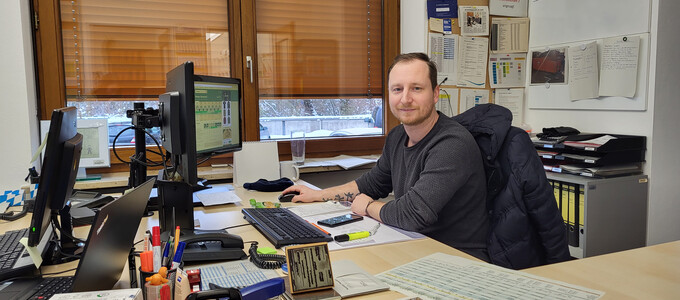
(488, 53, 526, 88)
(457, 37, 489, 88)
(459, 89, 489, 113)
(376, 253, 605, 300)
(437, 87, 459, 117)
(428, 33, 458, 84)
(568, 41, 599, 101)
(490, 17, 529, 53)
(193, 260, 280, 290)
(494, 88, 524, 126)
(288, 203, 425, 251)
(599, 36, 640, 97)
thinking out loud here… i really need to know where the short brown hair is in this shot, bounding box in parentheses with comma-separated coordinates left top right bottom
(386, 52, 438, 91)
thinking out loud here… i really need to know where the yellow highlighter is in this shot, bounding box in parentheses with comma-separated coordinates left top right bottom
(333, 223, 380, 242)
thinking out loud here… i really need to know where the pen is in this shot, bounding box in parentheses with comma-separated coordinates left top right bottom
(152, 226, 161, 272)
(174, 226, 180, 253)
(308, 221, 331, 235)
(171, 241, 186, 269)
(161, 241, 171, 267)
(143, 232, 150, 252)
(334, 223, 380, 242)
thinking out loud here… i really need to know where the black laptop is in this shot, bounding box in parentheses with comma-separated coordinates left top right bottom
(0, 178, 154, 300)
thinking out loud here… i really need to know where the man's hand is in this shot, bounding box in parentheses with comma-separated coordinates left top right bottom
(281, 185, 323, 203)
(350, 194, 374, 216)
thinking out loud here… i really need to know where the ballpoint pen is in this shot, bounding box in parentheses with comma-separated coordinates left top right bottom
(333, 223, 380, 242)
(152, 226, 161, 272)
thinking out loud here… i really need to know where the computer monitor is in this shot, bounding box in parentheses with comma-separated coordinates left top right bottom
(163, 61, 243, 187)
(39, 118, 110, 180)
(29, 107, 83, 247)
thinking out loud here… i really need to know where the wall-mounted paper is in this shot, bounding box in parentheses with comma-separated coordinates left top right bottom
(599, 36, 640, 97)
(437, 87, 459, 117)
(495, 88, 524, 126)
(489, 0, 528, 17)
(459, 6, 489, 36)
(429, 33, 459, 84)
(489, 53, 527, 88)
(457, 37, 489, 88)
(568, 42, 599, 101)
(490, 17, 529, 53)
(460, 89, 490, 112)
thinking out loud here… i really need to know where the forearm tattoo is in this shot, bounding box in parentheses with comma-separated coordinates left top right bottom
(344, 192, 355, 200)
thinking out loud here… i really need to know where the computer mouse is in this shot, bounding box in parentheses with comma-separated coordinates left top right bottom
(278, 191, 300, 202)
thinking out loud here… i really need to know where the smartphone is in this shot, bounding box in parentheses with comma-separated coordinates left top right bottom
(317, 213, 364, 227)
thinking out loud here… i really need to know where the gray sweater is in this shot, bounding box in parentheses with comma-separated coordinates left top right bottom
(356, 112, 489, 258)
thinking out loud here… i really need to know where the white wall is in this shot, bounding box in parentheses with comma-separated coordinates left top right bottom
(0, 0, 40, 191)
(400, 0, 680, 244)
(647, 0, 680, 245)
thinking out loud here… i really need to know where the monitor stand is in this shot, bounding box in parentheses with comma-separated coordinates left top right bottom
(156, 171, 246, 263)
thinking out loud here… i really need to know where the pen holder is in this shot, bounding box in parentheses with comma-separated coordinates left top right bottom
(139, 263, 183, 300)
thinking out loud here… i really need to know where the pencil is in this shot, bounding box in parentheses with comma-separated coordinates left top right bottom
(308, 221, 331, 235)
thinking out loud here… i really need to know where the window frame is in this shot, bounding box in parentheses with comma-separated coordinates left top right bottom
(32, 0, 400, 173)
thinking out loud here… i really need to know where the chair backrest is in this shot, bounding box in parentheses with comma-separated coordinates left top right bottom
(453, 104, 570, 269)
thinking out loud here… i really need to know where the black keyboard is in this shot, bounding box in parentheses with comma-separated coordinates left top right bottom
(0, 228, 29, 271)
(242, 208, 332, 248)
(27, 276, 74, 300)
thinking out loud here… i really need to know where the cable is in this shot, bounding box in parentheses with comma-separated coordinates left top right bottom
(40, 267, 78, 276)
(248, 242, 286, 269)
(219, 223, 252, 231)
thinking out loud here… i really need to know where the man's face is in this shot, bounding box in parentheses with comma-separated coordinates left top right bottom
(388, 60, 439, 126)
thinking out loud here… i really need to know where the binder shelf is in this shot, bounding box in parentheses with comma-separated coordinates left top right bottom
(547, 172, 648, 259)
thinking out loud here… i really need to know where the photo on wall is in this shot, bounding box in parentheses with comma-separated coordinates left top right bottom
(530, 47, 567, 85)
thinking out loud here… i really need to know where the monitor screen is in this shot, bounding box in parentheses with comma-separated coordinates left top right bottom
(29, 107, 83, 247)
(194, 79, 241, 154)
(40, 118, 110, 170)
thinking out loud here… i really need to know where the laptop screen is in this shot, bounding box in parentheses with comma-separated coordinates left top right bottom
(70, 179, 154, 292)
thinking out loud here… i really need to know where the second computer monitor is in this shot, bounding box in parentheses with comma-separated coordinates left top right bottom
(164, 61, 242, 187)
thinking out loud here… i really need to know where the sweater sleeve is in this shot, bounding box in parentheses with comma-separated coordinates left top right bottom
(378, 134, 479, 232)
(355, 151, 393, 200)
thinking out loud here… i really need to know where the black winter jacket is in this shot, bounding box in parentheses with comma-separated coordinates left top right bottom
(453, 104, 570, 269)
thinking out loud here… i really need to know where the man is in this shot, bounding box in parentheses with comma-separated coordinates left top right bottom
(282, 53, 489, 260)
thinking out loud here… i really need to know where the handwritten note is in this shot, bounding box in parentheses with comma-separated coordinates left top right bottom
(599, 36, 640, 97)
(569, 42, 599, 100)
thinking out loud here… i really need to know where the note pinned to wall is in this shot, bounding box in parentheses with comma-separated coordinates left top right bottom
(495, 88, 524, 126)
(428, 33, 458, 84)
(437, 87, 459, 117)
(599, 36, 640, 98)
(459, 6, 490, 36)
(490, 17, 529, 53)
(489, 0, 528, 17)
(568, 41, 599, 101)
(460, 89, 490, 113)
(488, 53, 527, 88)
(457, 37, 489, 88)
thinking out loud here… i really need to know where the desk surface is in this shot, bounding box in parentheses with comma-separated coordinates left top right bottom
(3, 183, 679, 299)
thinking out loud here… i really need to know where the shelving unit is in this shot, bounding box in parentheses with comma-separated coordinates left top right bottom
(546, 172, 648, 258)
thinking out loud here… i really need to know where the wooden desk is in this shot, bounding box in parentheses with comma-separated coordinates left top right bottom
(3, 183, 679, 299)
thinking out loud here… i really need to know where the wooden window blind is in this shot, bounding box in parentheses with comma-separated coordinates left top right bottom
(61, 0, 231, 100)
(255, 0, 382, 98)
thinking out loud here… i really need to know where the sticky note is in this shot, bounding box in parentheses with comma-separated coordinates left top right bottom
(19, 237, 42, 268)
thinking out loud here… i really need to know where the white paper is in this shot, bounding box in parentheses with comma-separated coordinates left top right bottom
(437, 87, 459, 117)
(191, 260, 280, 289)
(292, 208, 425, 251)
(457, 37, 489, 88)
(287, 201, 351, 218)
(489, 0, 528, 17)
(298, 155, 377, 170)
(19, 237, 42, 268)
(428, 33, 458, 84)
(488, 53, 527, 88)
(459, 6, 489, 36)
(233, 141, 280, 186)
(194, 186, 241, 206)
(490, 17, 529, 53)
(599, 36, 640, 97)
(459, 89, 489, 112)
(377, 253, 605, 300)
(332, 260, 390, 298)
(495, 88, 524, 126)
(569, 42, 599, 101)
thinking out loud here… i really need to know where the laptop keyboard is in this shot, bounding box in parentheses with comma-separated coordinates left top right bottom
(242, 208, 332, 248)
(0, 228, 29, 271)
(27, 276, 74, 300)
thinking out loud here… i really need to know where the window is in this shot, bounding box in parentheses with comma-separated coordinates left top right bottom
(33, 0, 399, 172)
